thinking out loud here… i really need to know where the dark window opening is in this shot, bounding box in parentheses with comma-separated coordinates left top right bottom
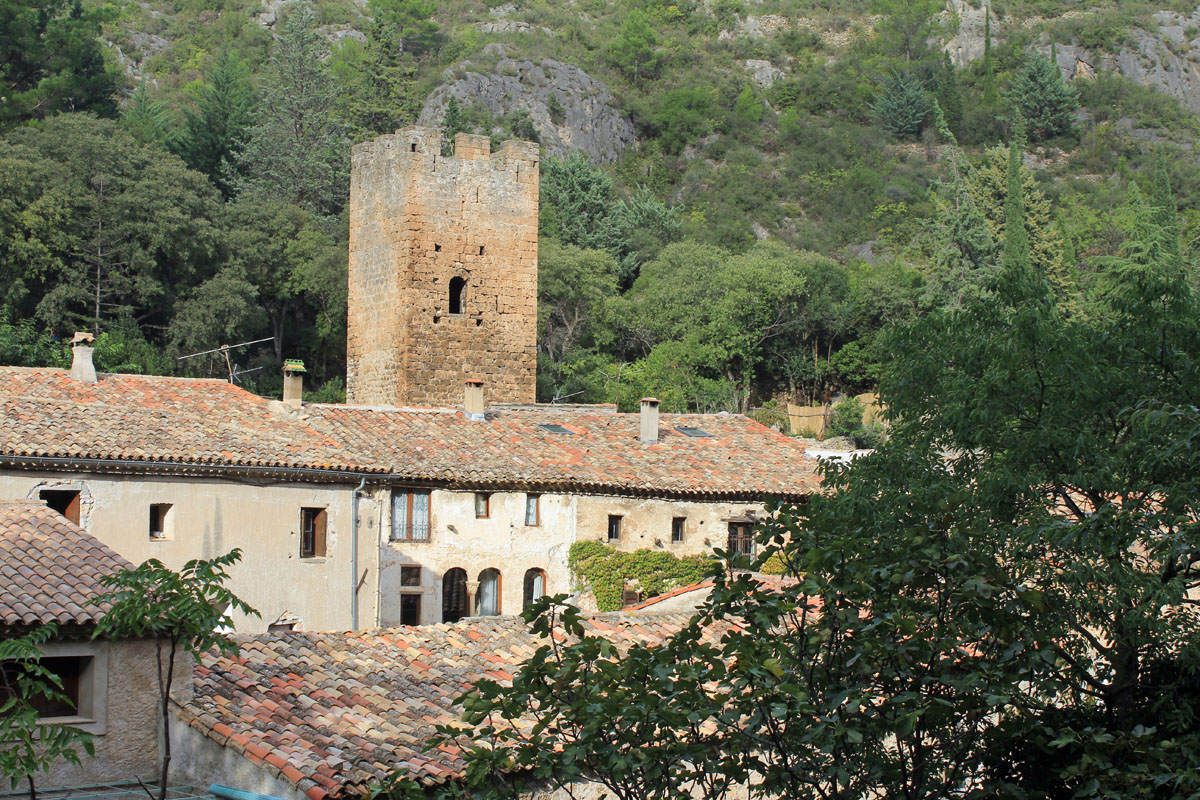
(523, 569, 547, 610)
(1, 656, 84, 718)
(300, 508, 327, 558)
(449, 276, 466, 314)
(391, 490, 431, 541)
(607, 515, 622, 541)
(672, 517, 685, 543)
(149, 503, 171, 540)
(434, 243, 442, 252)
(475, 493, 490, 519)
(410, 142, 418, 152)
(728, 522, 755, 558)
(476, 568, 501, 616)
(442, 568, 468, 623)
(40, 490, 80, 525)
(399, 594, 421, 626)
(400, 566, 421, 587)
(478, 246, 485, 256)
(622, 585, 643, 608)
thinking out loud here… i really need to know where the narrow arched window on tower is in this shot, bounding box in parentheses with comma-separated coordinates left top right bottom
(448, 276, 466, 314)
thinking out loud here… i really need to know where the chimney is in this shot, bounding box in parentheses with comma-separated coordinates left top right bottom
(282, 359, 306, 408)
(464, 379, 485, 418)
(69, 332, 96, 383)
(639, 398, 660, 444)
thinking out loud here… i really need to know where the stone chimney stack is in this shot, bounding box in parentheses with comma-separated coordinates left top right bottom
(639, 398, 660, 444)
(69, 332, 97, 383)
(464, 379, 485, 418)
(282, 360, 306, 408)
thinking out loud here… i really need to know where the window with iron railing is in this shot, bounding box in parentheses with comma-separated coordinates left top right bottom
(391, 490, 431, 542)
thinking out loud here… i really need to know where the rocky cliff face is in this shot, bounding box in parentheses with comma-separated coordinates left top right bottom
(418, 55, 636, 163)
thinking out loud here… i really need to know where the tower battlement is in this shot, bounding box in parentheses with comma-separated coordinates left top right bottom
(346, 126, 539, 407)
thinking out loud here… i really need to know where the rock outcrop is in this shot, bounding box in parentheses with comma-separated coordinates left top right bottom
(418, 57, 636, 163)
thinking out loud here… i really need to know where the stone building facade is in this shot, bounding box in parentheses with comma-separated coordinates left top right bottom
(346, 127, 539, 407)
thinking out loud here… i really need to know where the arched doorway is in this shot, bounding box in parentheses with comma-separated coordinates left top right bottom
(523, 568, 547, 610)
(442, 568, 468, 623)
(476, 568, 501, 616)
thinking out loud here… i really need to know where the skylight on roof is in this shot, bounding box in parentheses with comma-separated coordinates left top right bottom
(675, 426, 712, 438)
(539, 423, 575, 435)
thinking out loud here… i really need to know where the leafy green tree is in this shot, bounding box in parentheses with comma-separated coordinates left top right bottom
(924, 177, 999, 309)
(1150, 147, 1182, 267)
(95, 550, 258, 800)
(982, 12, 999, 107)
(538, 239, 619, 364)
(608, 9, 660, 84)
(401, 153, 1200, 800)
(332, 2, 426, 142)
(0, 114, 225, 336)
(934, 54, 963, 136)
(0, 625, 95, 800)
(176, 51, 258, 199)
(872, 70, 930, 139)
(1010, 53, 1079, 142)
(0, 0, 117, 129)
(872, 0, 942, 63)
(649, 88, 713, 155)
(539, 152, 626, 254)
(370, 0, 442, 58)
(238, 7, 349, 216)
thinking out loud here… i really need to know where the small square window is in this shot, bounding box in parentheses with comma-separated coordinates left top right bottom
(410, 142, 418, 152)
(671, 517, 685, 543)
(300, 507, 327, 558)
(149, 503, 172, 540)
(400, 566, 422, 586)
(525, 494, 540, 526)
(608, 515, 622, 541)
(434, 243, 442, 252)
(475, 492, 491, 519)
(478, 245, 485, 256)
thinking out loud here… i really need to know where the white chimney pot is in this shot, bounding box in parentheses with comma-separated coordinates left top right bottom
(69, 332, 97, 383)
(640, 397, 660, 444)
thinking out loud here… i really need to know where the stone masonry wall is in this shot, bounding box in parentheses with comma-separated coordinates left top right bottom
(347, 127, 539, 407)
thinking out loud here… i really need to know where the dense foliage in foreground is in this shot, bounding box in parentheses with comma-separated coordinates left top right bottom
(389, 149, 1200, 798)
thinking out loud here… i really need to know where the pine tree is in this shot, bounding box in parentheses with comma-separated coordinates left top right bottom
(120, 80, 177, 149)
(872, 70, 931, 139)
(1011, 53, 1079, 142)
(441, 95, 469, 154)
(177, 51, 257, 198)
(237, 7, 348, 216)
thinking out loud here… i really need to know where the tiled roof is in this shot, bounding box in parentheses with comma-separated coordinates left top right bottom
(623, 574, 800, 611)
(0, 501, 133, 628)
(179, 613, 704, 799)
(0, 367, 818, 498)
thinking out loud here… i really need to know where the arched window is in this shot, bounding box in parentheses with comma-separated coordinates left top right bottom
(442, 568, 468, 623)
(449, 276, 466, 314)
(523, 568, 547, 610)
(476, 568, 501, 616)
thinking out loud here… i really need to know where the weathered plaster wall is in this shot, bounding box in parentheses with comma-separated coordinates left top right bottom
(169, 716, 307, 800)
(574, 496, 766, 557)
(40, 639, 189, 786)
(379, 489, 575, 624)
(347, 126, 539, 408)
(0, 472, 380, 633)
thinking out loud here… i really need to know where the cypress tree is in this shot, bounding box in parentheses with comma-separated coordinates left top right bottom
(1150, 148, 1182, 267)
(936, 53, 964, 136)
(1002, 139, 1030, 274)
(983, 13, 999, 108)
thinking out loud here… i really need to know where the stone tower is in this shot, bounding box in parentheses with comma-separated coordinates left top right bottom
(346, 126, 539, 407)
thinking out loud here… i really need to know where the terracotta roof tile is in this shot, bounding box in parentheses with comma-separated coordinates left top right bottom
(181, 613, 709, 795)
(0, 501, 133, 628)
(0, 368, 819, 498)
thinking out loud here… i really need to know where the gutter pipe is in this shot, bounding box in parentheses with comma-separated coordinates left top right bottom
(350, 476, 367, 630)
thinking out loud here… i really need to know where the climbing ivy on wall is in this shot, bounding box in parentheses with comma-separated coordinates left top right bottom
(568, 540, 715, 612)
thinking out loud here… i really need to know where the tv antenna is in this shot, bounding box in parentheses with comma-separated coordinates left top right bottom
(177, 337, 274, 383)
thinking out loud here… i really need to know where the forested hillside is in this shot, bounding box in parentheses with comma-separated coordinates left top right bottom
(2, 0, 1198, 419)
